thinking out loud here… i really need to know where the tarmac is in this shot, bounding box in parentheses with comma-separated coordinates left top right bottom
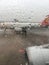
(0, 28, 49, 65)
(27, 27, 49, 36)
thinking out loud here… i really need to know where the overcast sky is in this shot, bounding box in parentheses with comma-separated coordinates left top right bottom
(0, 0, 49, 22)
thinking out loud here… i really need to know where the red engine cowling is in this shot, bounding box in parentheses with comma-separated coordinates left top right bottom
(41, 16, 49, 28)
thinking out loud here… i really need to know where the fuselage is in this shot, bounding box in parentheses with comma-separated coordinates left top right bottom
(0, 22, 41, 29)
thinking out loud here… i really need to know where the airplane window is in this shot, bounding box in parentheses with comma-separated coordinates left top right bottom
(0, 0, 49, 65)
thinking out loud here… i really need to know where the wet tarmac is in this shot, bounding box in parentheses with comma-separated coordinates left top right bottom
(27, 27, 49, 36)
(0, 28, 49, 65)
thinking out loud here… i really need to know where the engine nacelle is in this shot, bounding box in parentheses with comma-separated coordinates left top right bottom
(14, 27, 22, 32)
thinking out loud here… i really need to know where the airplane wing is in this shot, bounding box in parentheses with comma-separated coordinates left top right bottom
(26, 46, 49, 65)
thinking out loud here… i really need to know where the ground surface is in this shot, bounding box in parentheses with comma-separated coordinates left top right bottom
(0, 28, 49, 65)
